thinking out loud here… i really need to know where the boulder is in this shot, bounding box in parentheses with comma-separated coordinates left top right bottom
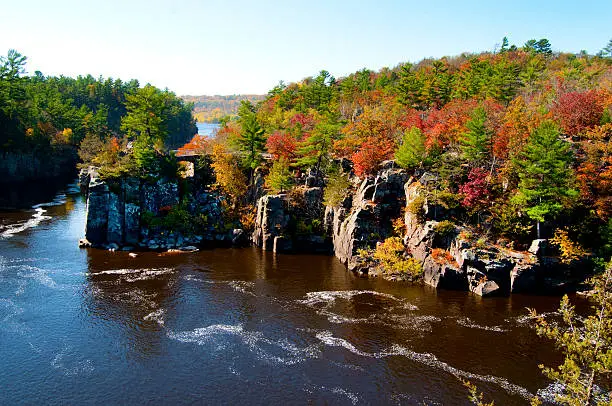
(473, 280, 501, 296)
(252, 194, 289, 251)
(529, 239, 548, 256)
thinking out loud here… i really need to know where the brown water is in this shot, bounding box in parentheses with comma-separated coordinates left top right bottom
(0, 181, 573, 405)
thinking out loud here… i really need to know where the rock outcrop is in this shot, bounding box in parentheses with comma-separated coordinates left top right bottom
(402, 174, 583, 295)
(252, 186, 332, 253)
(325, 167, 409, 271)
(81, 168, 235, 250)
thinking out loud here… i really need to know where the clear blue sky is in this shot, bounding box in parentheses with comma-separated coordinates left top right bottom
(0, 0, 610, 95)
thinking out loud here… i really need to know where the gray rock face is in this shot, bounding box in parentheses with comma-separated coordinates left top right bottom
(327, 168, 409, 270)
(82, 170, 233, 249)
(85, 173, 110, 245)
(253, 194, 289, 251)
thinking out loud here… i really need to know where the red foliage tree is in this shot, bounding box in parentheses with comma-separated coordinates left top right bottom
(351, 136, 395, 177)
(422, 99, 478, 149)
(458, 167, 491, 210)
(176, 135, 209, 156)
(266, 131, 297, 161)
(553, 90, 605, 136)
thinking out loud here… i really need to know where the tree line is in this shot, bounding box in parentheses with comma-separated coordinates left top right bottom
(179, 37, 612, 263)
(0, 50, 196, 157)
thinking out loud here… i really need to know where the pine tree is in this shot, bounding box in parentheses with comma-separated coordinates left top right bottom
(296, 119, 340, 178)
(395, 126, 427, 170)
(397, 63, 423, 109)
(461, 107, 492, 165)
(120, 84, 167, 143)
(500, 36, 509, 53)
(236, 100, 266, 174)
(265, 158, 293, 193)
(511, 120, 578, 238)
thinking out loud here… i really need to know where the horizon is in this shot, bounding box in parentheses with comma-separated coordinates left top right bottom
(1, 0, 611, 95)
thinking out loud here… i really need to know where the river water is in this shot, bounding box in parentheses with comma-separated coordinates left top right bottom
(196, 122, 219, 137)
(0, 181, 573, 405)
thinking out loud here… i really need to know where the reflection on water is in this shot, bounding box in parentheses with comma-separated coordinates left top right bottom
(0, 181, 573, 405)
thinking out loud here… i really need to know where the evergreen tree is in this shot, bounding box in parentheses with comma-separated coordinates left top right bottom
(265, 158, 293, 193)
(598, 38, 612, 58)
(500, 36, 509, 53)
(395, 126, 427, 170)
(296, 119, 340, 178)
(236, 100, 266, 174)
(511, 120, 578, 238)
(461, 107, 492, 165)
(121, 84, 168, 143)
(397, 63, 423, 108)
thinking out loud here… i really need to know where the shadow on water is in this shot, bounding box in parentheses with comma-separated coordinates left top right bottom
(0, 174, 77, 210)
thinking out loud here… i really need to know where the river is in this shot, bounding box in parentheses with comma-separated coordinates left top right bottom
(196, 122, 220, 137)
(0, 180, 572, 405)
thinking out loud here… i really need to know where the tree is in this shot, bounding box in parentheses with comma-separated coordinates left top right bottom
(265, 158, 293, 193)
(512, 121, 578, 238)
(236, 100, 266, 175)
(529, 263, 612, 405)
(120, 84, 168, 143)
(395, 126, 427, 170)
(351, 136, 395, 177)
(553, 91, 605, 136)
(296, 119, 340, 178)
(210, 143, 248, 205)
(459, 167, 491, 212)
(461, 107, 493, 165)
(500, 36, 509, 53)
(266, 130, 296, 162)
(598, 39, 612, 58)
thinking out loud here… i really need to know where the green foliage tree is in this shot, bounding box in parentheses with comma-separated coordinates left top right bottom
(598, 39, 612, 58)
(529, 263, 612, 405)
(121, 84, 168, 143)
(296, 118, 340, 178)
(461, 107, 492, 165)
(395, 126, 427, 170)
(265, 158, 293, 193)
(236, 100, 266, 175)
(323, 167, 351, 207)
(511, 120, 578, 238)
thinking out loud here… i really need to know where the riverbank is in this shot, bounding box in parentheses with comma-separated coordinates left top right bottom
(79, 159, 590, 297)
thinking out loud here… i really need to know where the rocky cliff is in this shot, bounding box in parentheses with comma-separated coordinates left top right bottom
(80, 167, 241, 251)
(251, 164, 586, 296)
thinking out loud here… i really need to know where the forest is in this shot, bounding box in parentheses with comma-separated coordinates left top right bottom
(175, 37, 612, 266)
(0, 50, 196, 155)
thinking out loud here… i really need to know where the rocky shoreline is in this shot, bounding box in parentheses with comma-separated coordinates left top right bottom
(79, 161, 589, 297)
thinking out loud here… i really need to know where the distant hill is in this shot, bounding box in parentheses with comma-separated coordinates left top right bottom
(181, 94, 266, 123)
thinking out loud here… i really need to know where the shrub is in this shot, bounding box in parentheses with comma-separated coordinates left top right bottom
(373, 237, 423, 277)
(265, 158, 293, 193)
(431, 248, 455, 265)
(323, 168, 351, 207)
(433, 220, 456, 237)
(392, 217, 406, 237)
(407, 195, 426, 222)
(550, 228, 588, 264)
(432, 189, 462, 210)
